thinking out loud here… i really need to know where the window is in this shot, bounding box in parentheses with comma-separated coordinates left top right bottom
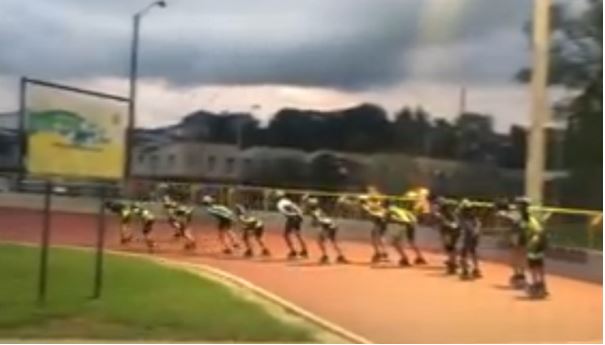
(150, 154, 159, 174)
(207, 155, 216, 172)
(187, 154, 196, 167)
(243, 159, 252, 171)
(167, 154, 175, 166)
(225, 157, 235, 174)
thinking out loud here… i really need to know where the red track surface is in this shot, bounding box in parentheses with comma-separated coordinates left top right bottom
(1, 207, 602, 343)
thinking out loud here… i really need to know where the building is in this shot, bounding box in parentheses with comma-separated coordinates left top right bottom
(0, 128, 20, 172)
(0, 112, 21, 173)
(132, 141, 242, 182)
(131, 138, 524, 197)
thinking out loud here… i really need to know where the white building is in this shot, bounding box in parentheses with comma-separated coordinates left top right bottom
(132, 141, 243, 182)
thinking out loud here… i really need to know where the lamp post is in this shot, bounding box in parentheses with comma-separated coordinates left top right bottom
(126, 0, 166, 178)
(525, 0, 551, 204)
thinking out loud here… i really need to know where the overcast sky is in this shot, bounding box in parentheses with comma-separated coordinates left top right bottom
(0, 0, 577, 131)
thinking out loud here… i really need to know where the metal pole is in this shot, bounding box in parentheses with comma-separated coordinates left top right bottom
(458, 86, 467, 115)
(18, 77, 27, 186)
(525, 0, 551, 204)
(37, 180, 52, 305)
(126, 14, 141, 180)
(92, 185, 107, 299)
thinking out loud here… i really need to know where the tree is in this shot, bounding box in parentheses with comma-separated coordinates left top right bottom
(430, 118, 458, 159)
(500, 125, 527, 169)
(264, 109, 325, 151)
(392, 106, 417, 153)
(411, 107, 432, 155)
(454, 112, 497, 163)
(516, 0, 602, 207)
(562, 78, 602, 207)
(338, 104, 393, 153)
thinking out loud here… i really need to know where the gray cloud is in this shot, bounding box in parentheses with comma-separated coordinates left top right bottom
(0, 0, 531, 90)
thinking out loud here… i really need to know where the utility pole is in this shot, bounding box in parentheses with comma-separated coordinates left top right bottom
(525, 0, 551, 204)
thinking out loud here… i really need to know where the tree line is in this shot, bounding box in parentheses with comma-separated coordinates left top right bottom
(176, 104, 530, 171)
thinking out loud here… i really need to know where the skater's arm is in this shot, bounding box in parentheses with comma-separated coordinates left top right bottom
(277, 200, 302, 217)
(207, 205, 234, 220)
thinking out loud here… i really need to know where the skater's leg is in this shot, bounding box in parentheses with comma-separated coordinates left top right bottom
(294, 230, 308, 257)
(283, 225, 297, 258)
(370, 226, 381, 262)
(120, 223, 133, 244)
(217, 228, 231, 253)
(376, 223, 388, 260)
(242, 228, 253, 257)
(225, 228, 240, 249)
(181, 223, 196, 250)
(331, 239, 344, 257)
(471, 239, 481, 277)
(459, 242, 470, 279)
(142, 220, 156, 252)
(392, 230, 409, 266)
(317, 231, 328, 263)
(255, 235, 270, 256)
(406, 224, 426, 264)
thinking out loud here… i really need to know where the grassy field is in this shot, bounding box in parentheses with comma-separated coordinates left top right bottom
(0, 244, 315, 342)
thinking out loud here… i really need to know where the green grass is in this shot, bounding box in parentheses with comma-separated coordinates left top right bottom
(0, 244, 315, 342)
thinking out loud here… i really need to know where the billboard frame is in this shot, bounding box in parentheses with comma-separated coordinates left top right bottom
(19, 77, 132, 182)
(18, 76, 132, 303)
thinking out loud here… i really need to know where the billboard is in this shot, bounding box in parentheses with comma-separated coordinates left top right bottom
(24, 79, 129, 180)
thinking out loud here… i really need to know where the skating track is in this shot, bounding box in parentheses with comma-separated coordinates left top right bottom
(0, 207, 601, 343)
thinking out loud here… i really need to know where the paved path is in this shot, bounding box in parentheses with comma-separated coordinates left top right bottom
(0, 208, 602, 343)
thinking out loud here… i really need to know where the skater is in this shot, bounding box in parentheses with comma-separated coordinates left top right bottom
(457, 199, 482, 280)
(275, 190, 307, 259)
(305, 197, 347, 264)
(385, 199, 427, 266)
(525, 212, 549, 298)
(104, 200, 134, 244)
(162, 195, 196, 250)
(130, 202, 157, 252)
(234, 204, 270, 257)
(496, 197, 531, 288)
(432, 197, 460, 274)
(200, 195, 239, 254)
(404, 188, 432, 225)
(161, 195, 180, 237)
(358, 195, 389, 263)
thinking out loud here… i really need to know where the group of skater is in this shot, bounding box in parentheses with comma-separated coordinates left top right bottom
(104, 186, 550, 299)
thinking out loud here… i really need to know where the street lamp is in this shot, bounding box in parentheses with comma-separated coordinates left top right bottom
(525, 0, 551, 204)
(126, 0, 166, 178)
